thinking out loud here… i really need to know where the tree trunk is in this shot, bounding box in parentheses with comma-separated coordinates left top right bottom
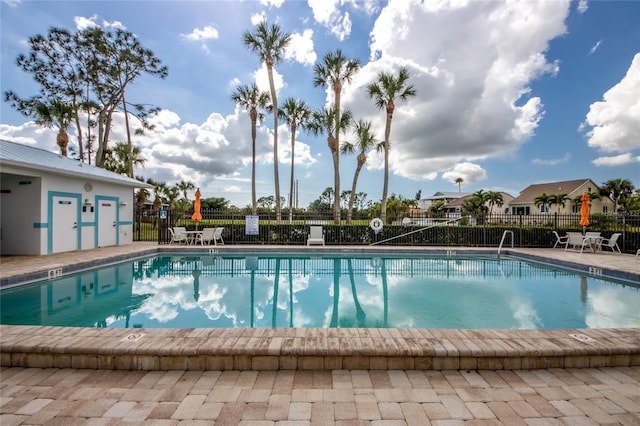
(250, 109, 258, 216)
(122, 89, 134, 177)
(347, 154, 365, 223)
(56, 129, 69, 157)
(267, 60, 281, 223)
(381, 102, 394, 223)
(288, 123, 296, 223)
(333, 88, 342, 224)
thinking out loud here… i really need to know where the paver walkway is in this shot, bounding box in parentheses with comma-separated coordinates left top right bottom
(2, 366, 640, 425)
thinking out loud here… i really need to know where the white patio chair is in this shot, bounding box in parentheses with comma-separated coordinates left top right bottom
(598, 233, 622, 253)
(194, 228, 216, 246)
(307, 226, 325, 246)
(564, 232, 591, 253)
(213, 227, 225, 245)
(169, 227, 188, 244)
(552, 231, 568, 249)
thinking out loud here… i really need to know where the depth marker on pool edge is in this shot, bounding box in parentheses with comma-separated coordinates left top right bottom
(121, 333, 145, 342)
(569, 333, 596, 343)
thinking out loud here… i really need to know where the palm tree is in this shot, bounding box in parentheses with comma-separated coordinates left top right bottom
(103, 143, 146, 176)
(534, 193, 553, 214)
(461, 190, 489, 224)
(455, 177, 464, 193)
(34, 99, 76, 157)
(367, 66, 416, 223)
(231, 83, 271, 215)
(485, 191, 504, 215)
(601, 178, 635, 212)
(307, 106, 353, 222)
(177, 180, 195, 201)
(341, 119, 380, 223)
(243, 21, 291, 223)
(278, 97, 312, 222)
(313, 49, 360, 224)
(164, 186, 181, 210)
(549, 193, 570, 215)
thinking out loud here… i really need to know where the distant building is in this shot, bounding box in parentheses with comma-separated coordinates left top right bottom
(417, 191, 470, 210)
(508, 179, 614, 215)
(442, 192, 514, 218)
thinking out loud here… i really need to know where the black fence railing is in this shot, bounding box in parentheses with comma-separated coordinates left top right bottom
(133, 209, 640, 254)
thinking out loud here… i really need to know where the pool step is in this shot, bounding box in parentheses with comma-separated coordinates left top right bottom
(1, 325, 638, 371)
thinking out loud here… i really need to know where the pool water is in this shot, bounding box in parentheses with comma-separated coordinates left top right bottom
(1, 253, 639, 330)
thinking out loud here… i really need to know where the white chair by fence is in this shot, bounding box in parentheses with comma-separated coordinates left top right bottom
(564, 232, 591, 253)
(169, 227, 188, 244)
(213, 227, 225, 246)
(598, 233, 622, 253)
(194, 228, 216, 246)
(552, 231, 568, 249)
(307, 226, 325, 246)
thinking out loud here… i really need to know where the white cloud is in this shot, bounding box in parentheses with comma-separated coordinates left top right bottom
(2, 0, 21, 8)
(342, 1, 569, 181)
(260, 0, 285, 7)
(308, 0, 352, 41)
(251, 12, 267, 26)
(588, 40, 603, 55)
(531, 152, 571, 166)
(285, 29, 317, 66)
(182, 25, 219, 42)
(74, 15, 99, 30)
(577, 0, 589, 14)
(102, 19, 125, 30)
(181, 25, 219, 53)
(582, 53, 640, 153)
(345, 0, 380, 16)
(592, 153, 640, 167)
(442, 163, 488, 185)
(74, 15, 125, 31)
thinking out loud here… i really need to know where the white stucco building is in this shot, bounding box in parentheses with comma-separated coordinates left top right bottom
(0, 139, 151, 255)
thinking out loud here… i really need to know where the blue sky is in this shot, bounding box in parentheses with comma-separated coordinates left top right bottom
(1, 0, 639, 208)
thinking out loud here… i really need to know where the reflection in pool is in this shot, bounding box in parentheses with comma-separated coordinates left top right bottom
(1, 254, 639, 330)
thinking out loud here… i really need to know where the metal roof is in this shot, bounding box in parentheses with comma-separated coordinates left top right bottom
(0, 139, 151, 188)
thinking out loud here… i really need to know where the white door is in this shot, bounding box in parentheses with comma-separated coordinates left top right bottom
(98, 200, 117, 247)
(52, 196, 78, 253)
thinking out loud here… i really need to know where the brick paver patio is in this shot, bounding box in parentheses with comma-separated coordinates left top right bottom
(1, 366, 639, 424)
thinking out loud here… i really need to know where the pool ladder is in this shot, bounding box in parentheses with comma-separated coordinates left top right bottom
(498, 230, 514, 255)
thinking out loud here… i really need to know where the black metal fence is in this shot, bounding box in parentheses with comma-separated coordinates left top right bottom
(133, 209, 640, 254)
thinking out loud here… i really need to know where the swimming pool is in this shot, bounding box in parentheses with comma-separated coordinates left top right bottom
(1, 253, 639, 330)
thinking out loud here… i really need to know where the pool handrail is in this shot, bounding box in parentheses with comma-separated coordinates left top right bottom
(498, 230, 514, 255)
(370, 217, 465, 246)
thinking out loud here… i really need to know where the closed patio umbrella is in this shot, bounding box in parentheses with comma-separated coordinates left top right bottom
(192, 188, 202, 228)
(579, 193, 590, 234)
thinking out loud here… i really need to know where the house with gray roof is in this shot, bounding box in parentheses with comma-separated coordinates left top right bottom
(0, 139, 151, 255)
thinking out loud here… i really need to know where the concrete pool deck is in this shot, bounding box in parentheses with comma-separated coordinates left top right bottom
(1, 243, 639, 424)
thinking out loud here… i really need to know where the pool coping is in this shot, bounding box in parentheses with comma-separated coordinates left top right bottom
(1, 244, 639, 371)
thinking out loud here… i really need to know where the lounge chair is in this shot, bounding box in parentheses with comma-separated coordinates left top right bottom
(169, 227, 188, 244)
(307, 226, 325, 246)
(598, 233, 621, 253)
(213, 227, 225, 245)
(564, 232, 592, 253)
(552, 231, 568, 249)
(194, 228, 216, 246)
